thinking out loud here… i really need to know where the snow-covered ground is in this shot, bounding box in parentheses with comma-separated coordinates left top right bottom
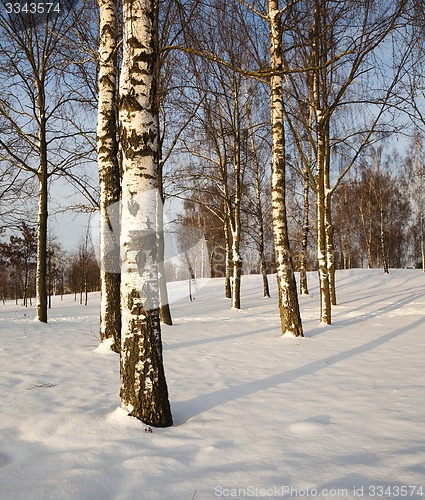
(0, 269, 424, 500)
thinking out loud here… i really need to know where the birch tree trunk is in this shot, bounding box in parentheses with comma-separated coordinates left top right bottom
(359, 204, 373, 267)
(324, 127, 337, 305)
(231, 221, 242, 310)
(224, 217, 232, 299)
(372, 147, 389, 274)
(298, 97, 314, 297)
(157, 157, 173, 325)
(36, 166, 48, 323)
(36, 87, 48, 323)
(259, 232, 270, 298)
(379, 205, 389, 274)
(230, 87, 242, 310)
(119, 0, 172, 427)
(300, 158, 311, 295)
(97, 0, 121, 352)
(313, 0, 331, 324)
(315, 117, 331, 324)
(325, 192, 336, 303)
(248, 102, 270, 298)
(269, 0, 303, 337)
(418, 146, 425, 272)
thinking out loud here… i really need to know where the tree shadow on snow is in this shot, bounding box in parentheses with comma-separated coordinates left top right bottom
(172, 315, 425, 424)
(165, 326, 271, 350)
(307, 287, 425, 337)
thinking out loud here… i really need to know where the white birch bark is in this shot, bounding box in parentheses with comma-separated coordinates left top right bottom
(324, 128, 337, 305)
(248, 109, 271, 298)
(157, 167, 173, 325)
(97, 0, 121, 352)
(299, 107, 312, 296)
(269, 0, 303, 337)
(313, 0, 331, 324)
(224, 210, 232, 299)
(36, 86, 48, 323)
(417, 140, 425, 272)
(36, 164, 48, 323)
(119, 0, 172, 427)
(231, 224, 242, 309)
(315, 117, 331, 324)
(379, 203, 389, 274)
(230, 87, 242, 310)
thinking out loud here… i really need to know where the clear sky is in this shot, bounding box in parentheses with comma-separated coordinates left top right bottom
(48, 173, 97, 252)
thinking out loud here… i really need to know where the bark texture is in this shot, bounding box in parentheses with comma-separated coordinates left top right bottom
(313, 0, 331, 324)
(248, 101, 270, 298)
(269, 1, 303, 337)
(36, 163, 48, 323)
(157, 158, 173, 325)
(36, 86, 48, 323)
(224, 219, 232, 299)
(417, 140, 425, 272)
(118, 0, 172, 427)
(230, 86, 242, 310)
(97, 0, 121, 352)
(324, 137, 337, 305)
(299, 161, 310, 296)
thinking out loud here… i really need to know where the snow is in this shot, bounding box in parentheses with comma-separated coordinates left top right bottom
(95, 338, 115, 353)
(282, 331, 297, 338)
(0, 269, 424, 500)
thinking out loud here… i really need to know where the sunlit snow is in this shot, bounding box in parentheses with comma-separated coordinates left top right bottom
(0, 269, 424, 499)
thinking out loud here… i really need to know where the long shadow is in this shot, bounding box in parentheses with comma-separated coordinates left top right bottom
(336, 290, 424, 324)
(335, 268, 424, 300)
(165, 324, 275, 351)
(331, 271, 381, 291)
(166, 273, 425, 347)
(172, 315, 425, 424)
(338, 281, 424, 307)
(307, 287, 425, 337)
(317, 269, 389, 293)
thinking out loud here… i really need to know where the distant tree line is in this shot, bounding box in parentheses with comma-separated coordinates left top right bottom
(0, 223, 99, 305)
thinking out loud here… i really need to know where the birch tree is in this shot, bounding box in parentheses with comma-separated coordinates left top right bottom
(97, 0, 121, 352)
(0, 6, 89, 322)
(181, 2, 252, 310)
(412, 134, 425, 271)
(118, 0, 172, 427)
(269, 0, 303, 336)
(299, 155, 311, 296)
(281, 0, 409, 323)
(404, 8, 425, 271)
(246, 95, 271, 298)
(169, 0, 302, 333)
(368, 145, 390, 274)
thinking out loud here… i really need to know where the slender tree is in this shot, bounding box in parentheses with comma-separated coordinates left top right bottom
(97, 0, 121, 352)
(0, 5, 92, 322)
(413, 134, 425, 271)
(246, 95, 271, 298)
(269, 0, 303, 337)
